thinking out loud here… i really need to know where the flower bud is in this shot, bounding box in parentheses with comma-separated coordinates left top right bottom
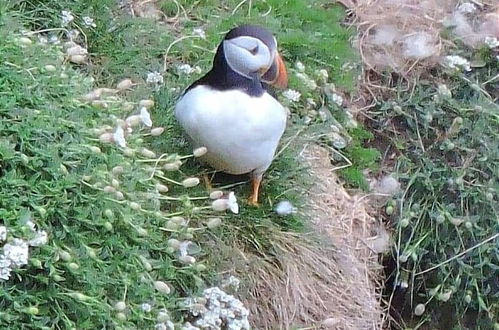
(167, 239, 181, 249)
(130, 202, 141, 210)
(115, 191, 125, 200)
(104, 222, 113, 231)
(182, 177, 200, 188)
(44, 64, 57, 72)
(399, 218, 409, 227)
(116, 312, 127, 321)
(207, 217, 222, 229)
(114, 301, 127, 311)
(67, 262, 79, 271)
(414, 304, 425, 316)
(117, 79, 133, 90)
(195, 264, 207, 272)
(53, 274, 65, 282)
(18, 37, 33, 45)
(193, 147, 207, 157)
(154, 281, 171, 294)
(139, 99, 154, 109)
(30, 258, 42, 268)
(136, 227, 148, 236)
(126, 115, 141, 127)
(99, 133, 114, 143)
(171, 216, 186, 225)
(179, 255, 196, 265)
(112, 166, 124, 175)
(212, 199, 228, 212)
(104, 209, 114, 219)
(111, 179, 120, 188)
(103, 185, 116, 193)
(89, 146, 101, 154)
(25, 306, 39, 315)
(209, 190, 223, 199)
(155, 183, 169, 193)
(139, 256, 153, 272)
(59, 250, 72, 262)
(163, 161, 182, 171)
(123, 148, 135, 157)
(150, 127, 165, 136)
(69, 54, 86, 64)
(140, 148, 156, 158)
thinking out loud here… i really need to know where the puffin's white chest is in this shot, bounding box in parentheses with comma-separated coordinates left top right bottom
(175, 85, 287, 175)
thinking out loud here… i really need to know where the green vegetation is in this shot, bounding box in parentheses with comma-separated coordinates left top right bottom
(0, 0, 359, 328)
(376, 45, 499, 328)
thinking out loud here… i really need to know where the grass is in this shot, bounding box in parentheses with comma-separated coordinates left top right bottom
(0, 0, 360, 328)
(370, 42, 499, 328)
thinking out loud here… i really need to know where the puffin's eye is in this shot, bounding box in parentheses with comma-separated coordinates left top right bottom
(249, 45, 259, 55)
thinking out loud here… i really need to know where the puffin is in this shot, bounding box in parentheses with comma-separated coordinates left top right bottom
(175, 25, 288, 206)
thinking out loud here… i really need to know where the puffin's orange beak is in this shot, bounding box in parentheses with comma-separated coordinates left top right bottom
(262, 52, 288, 89)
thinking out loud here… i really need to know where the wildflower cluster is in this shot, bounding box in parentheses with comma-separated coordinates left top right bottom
(0, 220, 48, 281)
(183, 286, 250, 330)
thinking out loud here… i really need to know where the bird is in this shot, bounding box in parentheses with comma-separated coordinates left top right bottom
(174, 25, 288, 206)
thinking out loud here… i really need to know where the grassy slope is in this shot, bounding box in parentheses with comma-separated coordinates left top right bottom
(373, 44, 499, 327)
(1, 0, 359, 328)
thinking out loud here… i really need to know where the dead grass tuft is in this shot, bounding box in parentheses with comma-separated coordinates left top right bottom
(339, 0, 499, 101)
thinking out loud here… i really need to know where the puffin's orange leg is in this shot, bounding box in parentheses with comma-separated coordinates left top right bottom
(248, 175, 262, 207)
(203, 173, 213, 192)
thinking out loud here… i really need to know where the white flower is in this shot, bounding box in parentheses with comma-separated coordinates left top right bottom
(146, 71, 164, 84)
(443, 55, 471, 72)
(458, 3, 476, 14)
(49, 35, 60, 45)
(141, 303, 153, 312)
(274, 200, 297, 216)
(3, 238, 29, 267)
(140, 107, 153, 127)
(283, 89, 301, 102)
(221, 275, 241, 291)
(306, 98, 317, 107)
(317, 69, 329, 81)
(0, 255, 12, 280)
(177, 64, 194, 75)
(331, 93, 343, 107)
(83, 16, 96, 28)
(0, 226, 6, 241)
(178, 241, 192, 257)
(484, 36, 499, 49)
(227, 192, 239, 214)
(26, 220, 36, 232)
(38, 35, 48, 44)
(295, 61, 305, 72)
(61, 10, 74, 26)
(295, 73, 317, 90)
(193, 28, 206, 39)
(113, 126, 127, 148)
(29, 230, 48, 247)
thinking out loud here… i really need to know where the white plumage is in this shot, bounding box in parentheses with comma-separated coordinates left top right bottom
(175, 85, 287, 176)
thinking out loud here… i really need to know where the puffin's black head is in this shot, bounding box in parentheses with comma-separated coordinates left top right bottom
(219, 25, 288, 89)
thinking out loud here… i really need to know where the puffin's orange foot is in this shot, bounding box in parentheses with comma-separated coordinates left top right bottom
(247, 175, 262, 207)
(247, 194, 260, 207)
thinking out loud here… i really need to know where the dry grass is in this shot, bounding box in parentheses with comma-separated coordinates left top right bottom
(212, 144, 386, 329)
(338, 0, 499, 102)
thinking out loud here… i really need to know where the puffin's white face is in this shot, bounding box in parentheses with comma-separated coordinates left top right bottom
(223, 36, 275, 79)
